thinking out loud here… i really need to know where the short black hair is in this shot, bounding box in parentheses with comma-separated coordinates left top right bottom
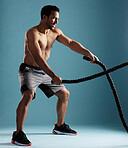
(41, 5, 59, 20)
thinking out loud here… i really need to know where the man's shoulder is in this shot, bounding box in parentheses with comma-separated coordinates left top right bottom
(25, 27, 39, 38)
(53, 28, 63, 35)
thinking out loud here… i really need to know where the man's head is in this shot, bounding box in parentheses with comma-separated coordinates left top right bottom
(41, 5, 60, 30)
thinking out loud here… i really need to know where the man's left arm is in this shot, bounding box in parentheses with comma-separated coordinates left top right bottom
(56, 28, 98, 62)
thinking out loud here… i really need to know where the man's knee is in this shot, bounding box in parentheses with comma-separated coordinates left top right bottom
(64, 89, 70, 99)
(55, 88, 70, 101)
(22, 90, 35, 106)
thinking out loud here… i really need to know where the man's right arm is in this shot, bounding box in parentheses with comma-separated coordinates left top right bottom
(26, 29, 62, 85)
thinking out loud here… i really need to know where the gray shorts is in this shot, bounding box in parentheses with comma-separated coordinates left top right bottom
(19, 63, 65, 99)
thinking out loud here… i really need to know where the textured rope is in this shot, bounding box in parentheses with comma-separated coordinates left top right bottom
(62, 60, 128, 132)
(62, 62, 128, 84)
(96, 61, 128, 133)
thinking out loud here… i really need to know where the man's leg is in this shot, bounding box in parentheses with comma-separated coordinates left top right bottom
(53, 88, 77, 135)
(16, 90, 35, 133)
(11, 90, 34, 146)
(55, 88, 70, 126)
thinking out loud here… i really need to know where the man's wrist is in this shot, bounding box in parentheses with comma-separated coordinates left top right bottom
(49, 72, 56, 79)
(84, 50, 91, 57)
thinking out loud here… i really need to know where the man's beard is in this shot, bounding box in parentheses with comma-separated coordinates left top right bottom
(47, 21, 55, 30)
(49, 25, 55, 30)
(51, 26, 55, 30)
(48, 25, 54, 30)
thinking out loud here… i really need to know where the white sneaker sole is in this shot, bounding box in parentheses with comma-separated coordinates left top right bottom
(11, 140, 32, 146)
(52, 130, 77, 136)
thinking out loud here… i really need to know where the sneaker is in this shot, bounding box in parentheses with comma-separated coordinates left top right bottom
(11, 130, 32, 146)
(52, 123, 77, 135)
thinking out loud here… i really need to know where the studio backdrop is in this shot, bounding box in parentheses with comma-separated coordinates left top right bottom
(0, 0, 128, 130)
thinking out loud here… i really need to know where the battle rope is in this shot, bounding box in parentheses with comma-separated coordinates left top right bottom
(62, 61, 128, 84)
(62, 56, 128, 132)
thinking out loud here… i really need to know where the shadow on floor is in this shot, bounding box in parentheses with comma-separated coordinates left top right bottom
(0, 142, 13, 146)
(27, 132, 53, 135)
(0, 132, 53, 136)
(0, 142, 128, 148)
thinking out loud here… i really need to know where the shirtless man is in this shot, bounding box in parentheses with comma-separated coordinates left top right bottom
(11, 5, 98, 146)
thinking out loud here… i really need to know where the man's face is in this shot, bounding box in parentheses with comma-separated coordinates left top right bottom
(46, 11, 59, 30)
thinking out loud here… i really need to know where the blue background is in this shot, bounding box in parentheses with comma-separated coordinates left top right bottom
(0, 0, 128, 131)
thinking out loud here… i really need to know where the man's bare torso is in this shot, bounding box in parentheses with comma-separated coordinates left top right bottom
(23, 26, 59, 67)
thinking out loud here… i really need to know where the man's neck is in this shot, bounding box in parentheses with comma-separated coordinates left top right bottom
(37, 21, 50, 34)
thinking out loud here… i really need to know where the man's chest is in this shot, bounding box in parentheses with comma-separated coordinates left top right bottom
(39, 32, 57, 50)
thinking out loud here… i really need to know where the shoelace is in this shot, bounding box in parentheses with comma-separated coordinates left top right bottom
(62, 123, 70, 130)
(19, 131, 27, 140)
